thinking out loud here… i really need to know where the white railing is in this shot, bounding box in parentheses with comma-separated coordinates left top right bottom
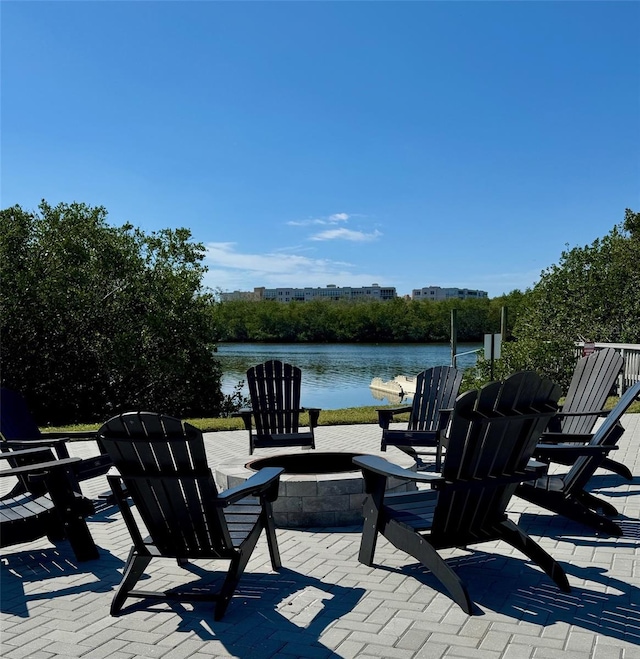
(576, 342, 640, 394)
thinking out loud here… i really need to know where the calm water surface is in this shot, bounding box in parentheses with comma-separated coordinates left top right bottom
(216, 342, 481, 409)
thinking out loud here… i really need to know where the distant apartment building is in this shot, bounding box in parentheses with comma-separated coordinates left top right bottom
(412, 286, 488, 301)
(219, 284, 397, 303)
(217, 289, 263, 302)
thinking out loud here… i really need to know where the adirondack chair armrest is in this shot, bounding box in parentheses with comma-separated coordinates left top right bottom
(217, 466, 284, 505)
(0, 456, 82, 479)
(533, 443, 618, 464)
(0, 447, 56, 461)
(538, 432, 593, 444)
(554, 409, 609, 419)
(40, 430, 98, 442)
(302, 407, 321, 427)
(377, 406, 412, 429)
(353, 455, 445, 485)
(1, 436, 72, 458)
(381, 428, 440, 447)
(526, 460, 550, 476)
(437, 469, 549, 493)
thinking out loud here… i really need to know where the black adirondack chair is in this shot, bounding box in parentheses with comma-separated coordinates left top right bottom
(0, 388, 112, 494)
(550, 348, 624, 434)
(354, 371, 569, 614)
(99, 412, 284, 620)
(377, 366, 463, 470)
(517, 380, 640, 537)
(239, 360, 321, 454)
(0, 447, 98, 561)
(542, 349, 628, 480)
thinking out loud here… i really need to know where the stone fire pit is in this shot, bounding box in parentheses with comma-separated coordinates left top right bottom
(215, 450, 416, 528)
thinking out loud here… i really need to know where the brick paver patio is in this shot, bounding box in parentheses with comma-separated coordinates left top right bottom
(2, 415, 639, 658)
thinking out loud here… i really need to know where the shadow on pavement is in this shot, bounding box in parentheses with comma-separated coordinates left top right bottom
(1, 545, 124, 618)
(112, 566, 365, 658)
(373, 546, 640, 645)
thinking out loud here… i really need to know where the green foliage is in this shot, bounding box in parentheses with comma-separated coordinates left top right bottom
(516, 209, 640, 344)
(462, 337, 577, 393)
(0, 201, 223, 424)
(214, 295, 516, 344)
(464, 209, 639, 391)
(218, 380, 251, 418)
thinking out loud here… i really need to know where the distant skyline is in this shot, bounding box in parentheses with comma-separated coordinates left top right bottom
(2, 1, 639, 298)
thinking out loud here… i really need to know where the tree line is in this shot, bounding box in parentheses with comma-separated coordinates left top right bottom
(1, 201, 637, 423)
(213, 295, 523, 344)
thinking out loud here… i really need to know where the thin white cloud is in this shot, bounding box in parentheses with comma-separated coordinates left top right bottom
(205, 242, 335, 273)
(311, 228, 382, 242)
(287, 212, 351, 227)
(203, 242, 387, 292)
(287, 219, 327, 226)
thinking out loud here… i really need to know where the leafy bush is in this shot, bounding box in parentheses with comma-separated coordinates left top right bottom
(516, 208, 640, 345)
(1, 201, 224, 424)
(462, 337, 577, 392)
(218, 380, 251, 418)
(463, 209, 639, 392)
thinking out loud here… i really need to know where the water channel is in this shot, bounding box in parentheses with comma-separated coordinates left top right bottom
(216, 342, 481, 409)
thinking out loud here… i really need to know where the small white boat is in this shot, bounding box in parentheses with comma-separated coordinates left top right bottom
(369, 375, 417, 401)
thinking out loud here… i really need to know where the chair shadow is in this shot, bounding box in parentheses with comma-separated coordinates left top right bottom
(115, 566, 365, 658)
(517, 510, 640, 545)
(85, 497, 123, 523)
(375, 549, 640, 644)
(1, 544, 125, 618)
(583, 473, 640, 499)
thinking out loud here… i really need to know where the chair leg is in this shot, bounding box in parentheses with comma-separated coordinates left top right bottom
(385, 519, 473, 614)
(66, 526, 99, 562)
(358, 496, 380, 566)
(65, 514, 99, 561)
(577, 491, 619, 517)
(517, 486, 623, 537)
(44, 468, 98, 561)
(47, 528, 67, 542)
(497, 519, 570, 593)
(601, 457, 633, 481)
(215, 549, 253, 620)
(565, 500, 623, 536)
(111, 548, 152, 615)
(261, 501, 281, 571)
(435, 444, 442, 472)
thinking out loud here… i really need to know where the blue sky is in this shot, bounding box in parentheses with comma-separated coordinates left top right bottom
(2, 1, 639, 298)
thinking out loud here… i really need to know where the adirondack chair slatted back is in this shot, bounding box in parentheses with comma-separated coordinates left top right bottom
(433, 372, 560, 542)
(1, 388, 50, 489)
(560, 348, 624, 435)
(409, 366, 463, 431)
(562, 380, 640, 494)
(247, 360, 303, 436)
(1, 388, 112, 493)
(0, 387, 43, 441)
(99, 412, 234, 557)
